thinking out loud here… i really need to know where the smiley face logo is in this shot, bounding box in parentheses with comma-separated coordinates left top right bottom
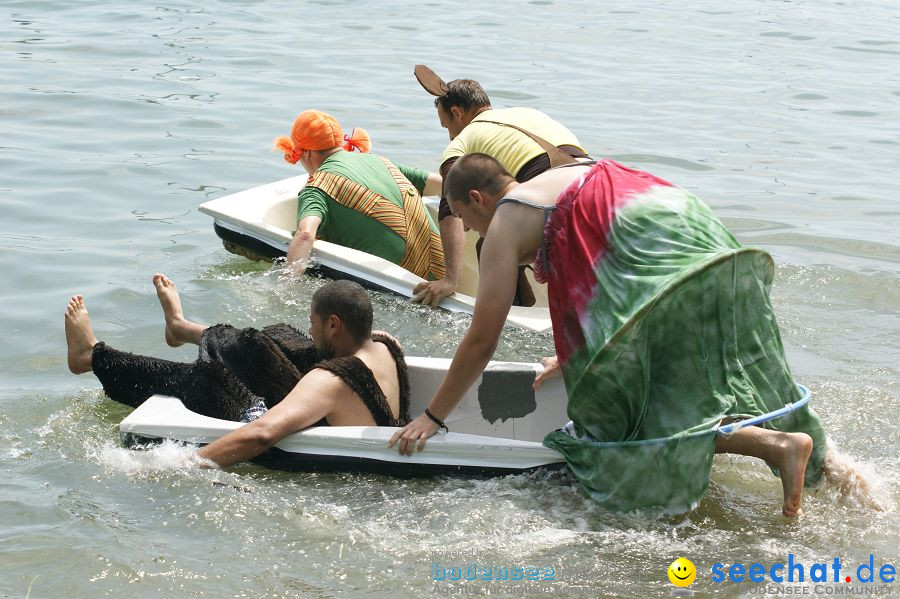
(668, 558, 696, 587)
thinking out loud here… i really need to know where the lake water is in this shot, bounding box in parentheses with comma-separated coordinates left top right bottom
(1, 0, 897, 597)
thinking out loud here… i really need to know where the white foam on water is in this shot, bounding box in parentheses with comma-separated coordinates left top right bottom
(95, 439, 211, 475)
(818, 442, 892, 513)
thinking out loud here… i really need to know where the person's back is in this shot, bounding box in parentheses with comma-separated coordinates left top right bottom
(274, 109, 445, 281)
(442, 106, 587, 182)
(338, 334, 402, 423)
(410, 66, 588, 306)
(300, 150, 442, 277)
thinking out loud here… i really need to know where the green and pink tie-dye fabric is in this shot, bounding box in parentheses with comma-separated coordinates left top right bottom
(539, 160, 826, 512)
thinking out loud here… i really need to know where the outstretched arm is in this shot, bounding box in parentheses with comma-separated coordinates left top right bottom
(286, 215, 322, 275)
(412, 159, 461, 306)
(391, 233, 519, 454)
(412, 215, 463, 305)
(197, 369, 339, 468)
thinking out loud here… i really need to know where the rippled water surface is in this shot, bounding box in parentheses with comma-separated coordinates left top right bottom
(1, 1, 898, 597)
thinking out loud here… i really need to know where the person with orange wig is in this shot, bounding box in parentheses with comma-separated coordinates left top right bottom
(274, 110, 446, 281)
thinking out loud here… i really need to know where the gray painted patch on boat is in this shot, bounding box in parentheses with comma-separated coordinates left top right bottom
(478, 366, 537, 423)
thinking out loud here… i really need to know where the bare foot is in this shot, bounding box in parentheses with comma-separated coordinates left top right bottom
(774, 432, 813, 517)
(64, 295, 97, 374)
(153, 273, 187, 347)
(823, 450, 884, 511)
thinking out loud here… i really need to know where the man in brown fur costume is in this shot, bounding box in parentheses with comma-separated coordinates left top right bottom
(65, 275, 409, 468)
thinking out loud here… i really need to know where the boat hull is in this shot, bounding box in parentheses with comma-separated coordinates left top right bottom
(119, 356, 570, 476)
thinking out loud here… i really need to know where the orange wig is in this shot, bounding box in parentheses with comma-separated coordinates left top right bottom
(274, 110, 371, 164)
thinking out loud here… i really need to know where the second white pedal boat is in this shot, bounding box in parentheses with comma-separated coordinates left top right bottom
(198, 175, 553, 333)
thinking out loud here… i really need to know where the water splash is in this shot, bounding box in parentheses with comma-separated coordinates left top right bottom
(94, 439, 205, 475)
(820, 443, 891, 513)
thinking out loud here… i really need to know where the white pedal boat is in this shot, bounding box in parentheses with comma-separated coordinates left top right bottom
(198, 175, 552, 333)
(120, 356, 568, 476)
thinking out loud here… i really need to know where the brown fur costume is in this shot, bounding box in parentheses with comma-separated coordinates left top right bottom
(92, 323, 410, 426)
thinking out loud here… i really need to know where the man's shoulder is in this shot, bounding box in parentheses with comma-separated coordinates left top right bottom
(372, 330, 402, 347)
(319, 150, 380, 170)
(473, 106, 550, 125)
(330, 338, 404, 397)
(360, 335, 406, 385)
(314, 152, 402, 191)
(441, 135, 467, 161)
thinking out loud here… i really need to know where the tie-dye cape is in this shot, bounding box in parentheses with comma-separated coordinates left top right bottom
(539, 160, 826, 512)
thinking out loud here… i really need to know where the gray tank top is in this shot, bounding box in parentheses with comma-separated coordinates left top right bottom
(495, 161, 598, 279)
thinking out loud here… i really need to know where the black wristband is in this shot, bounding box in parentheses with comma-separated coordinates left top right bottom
(424, 408, 449, 432)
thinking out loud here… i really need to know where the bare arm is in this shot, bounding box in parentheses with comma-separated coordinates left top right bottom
(412, 159, 462, 306)
(390, 230, 518, 454)
(285, 215, 322, 274)
(411, 215, 464, 306)
(422, 172, 443, 197)
(197, 369, 339, 468)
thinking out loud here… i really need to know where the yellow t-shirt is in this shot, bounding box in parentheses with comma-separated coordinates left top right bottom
(440, 107, 585, 178)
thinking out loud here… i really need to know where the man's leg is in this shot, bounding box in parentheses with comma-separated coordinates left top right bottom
(153, 273, 312, 413)
(65, 294, 192, 407)
(153, 273, 207, 347)
(715, 426, 813, 517)
(65, 294, 259, 419)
